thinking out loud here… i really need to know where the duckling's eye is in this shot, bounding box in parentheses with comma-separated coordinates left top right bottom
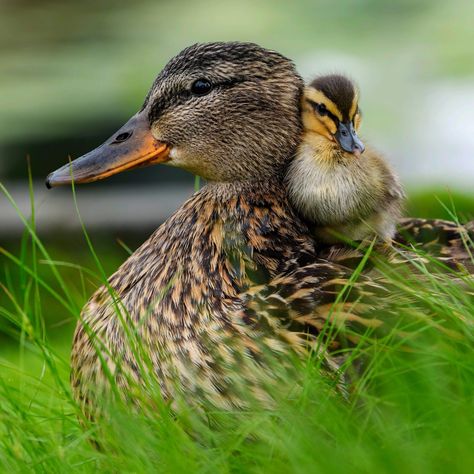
(191, 79, 213, 96)
(315, 103, 327, 116)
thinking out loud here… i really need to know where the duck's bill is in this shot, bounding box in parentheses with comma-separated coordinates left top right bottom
(335, 121, 365, 157)
(45, 111, 170, 188)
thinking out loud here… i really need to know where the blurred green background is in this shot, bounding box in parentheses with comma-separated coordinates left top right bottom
(1, 0, 473, 344)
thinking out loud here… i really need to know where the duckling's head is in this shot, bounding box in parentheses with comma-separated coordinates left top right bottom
(302, 74, 365, 157)
(46, 42, 303, 187)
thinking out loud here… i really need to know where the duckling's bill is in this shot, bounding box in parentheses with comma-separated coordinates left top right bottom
(335, 121, 365, 156)
(45, 111, 170, 188)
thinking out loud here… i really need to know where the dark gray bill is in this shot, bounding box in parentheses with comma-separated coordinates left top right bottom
(335, 121, 365, 156)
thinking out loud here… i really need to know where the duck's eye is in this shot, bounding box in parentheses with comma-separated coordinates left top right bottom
(315, 103, 327, 116)
(191, 79, 213, 96)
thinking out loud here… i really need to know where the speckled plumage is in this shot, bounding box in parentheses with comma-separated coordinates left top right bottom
(71, 181, 350, 415)
(395, 217, 474, 271)
(45, 43, 473, 419)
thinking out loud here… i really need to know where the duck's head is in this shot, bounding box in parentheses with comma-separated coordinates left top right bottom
(302, 74, 365, 157)
(46, 42, 303, 188)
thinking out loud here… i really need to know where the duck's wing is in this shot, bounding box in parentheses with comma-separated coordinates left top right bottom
(395, 218, 474, 271)
(241, 250, 392, 352)
(242, 219, 473, 360)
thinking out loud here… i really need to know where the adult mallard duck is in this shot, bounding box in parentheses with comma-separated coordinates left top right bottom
(46, 42, 473, 416)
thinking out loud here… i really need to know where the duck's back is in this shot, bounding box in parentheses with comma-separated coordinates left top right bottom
(70, 179, 474, 417)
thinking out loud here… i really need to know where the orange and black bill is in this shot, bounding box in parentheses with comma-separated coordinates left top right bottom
(45, 110, 169, 188)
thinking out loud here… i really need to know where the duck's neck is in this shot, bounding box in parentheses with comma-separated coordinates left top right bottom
(74, 172, 322, 408)
(105, 175, 317, 314)
(197, 176, 317, 276)
(205, 176, 284, 202)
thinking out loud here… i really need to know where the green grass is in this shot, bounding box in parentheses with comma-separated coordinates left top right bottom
(406, 188, 474, 222)
(1, 184, 474, 473)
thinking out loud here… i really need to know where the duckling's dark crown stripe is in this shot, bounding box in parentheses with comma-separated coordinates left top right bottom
(309, 74, 356, 122)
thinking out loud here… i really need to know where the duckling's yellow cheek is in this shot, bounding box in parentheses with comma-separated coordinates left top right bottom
(304, 132, 337, 158)
(322, 117, 337, 135)
(302, 111, 335, 141)
(301, 108, 316, 130)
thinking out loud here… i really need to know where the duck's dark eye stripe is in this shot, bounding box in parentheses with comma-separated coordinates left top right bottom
(188, 76, 246, 99)
(327, 110, 339, 124)
(150, 76, 248, 120)
(306, 99, 339, 124)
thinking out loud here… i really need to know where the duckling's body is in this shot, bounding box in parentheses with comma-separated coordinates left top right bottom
(287, 75, 404, 243)
(289, 139, 403, 242)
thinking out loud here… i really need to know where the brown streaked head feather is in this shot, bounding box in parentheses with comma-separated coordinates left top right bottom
(46, 41, 304, 187)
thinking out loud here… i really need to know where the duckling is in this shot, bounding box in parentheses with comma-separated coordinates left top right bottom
(286, 74, 404, 244)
